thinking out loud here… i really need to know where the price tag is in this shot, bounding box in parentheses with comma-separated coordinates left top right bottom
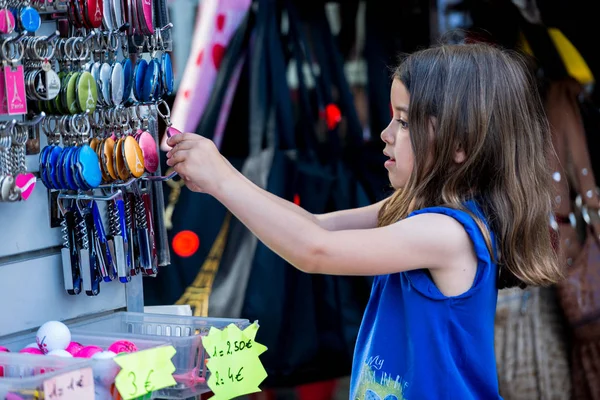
(113, 346, 177, 400)
(43, 367, 95, 400)
(201, 323, 268, 400)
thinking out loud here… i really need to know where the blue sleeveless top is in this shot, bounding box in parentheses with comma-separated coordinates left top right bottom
(349, 201, 501, 400)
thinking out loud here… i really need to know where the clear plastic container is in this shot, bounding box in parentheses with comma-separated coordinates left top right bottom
(0, 332, 169, 399)
(68, 312, 251, 399)
(0, 352, 92, 400)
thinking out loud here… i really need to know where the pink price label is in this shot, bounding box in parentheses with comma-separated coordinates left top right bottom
(43, 367, 95, 400)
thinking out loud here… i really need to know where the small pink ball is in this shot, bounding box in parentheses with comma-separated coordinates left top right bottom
(19, 347, 43, 355)
(74, 346, 103, 358)
(65, 342, 84, 356)
(108, 340, 137, 354)
(0, 346, 9, 352)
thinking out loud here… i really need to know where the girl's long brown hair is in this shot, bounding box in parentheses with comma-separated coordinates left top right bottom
(378, 43, 563, 289)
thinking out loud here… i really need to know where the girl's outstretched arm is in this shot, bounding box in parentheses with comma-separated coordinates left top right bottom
(167, 133, 471, 276)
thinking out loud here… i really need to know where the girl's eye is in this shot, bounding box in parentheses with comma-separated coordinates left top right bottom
(396, 119, 409, 129)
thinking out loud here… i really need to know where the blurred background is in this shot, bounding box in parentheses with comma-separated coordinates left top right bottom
(144, 0, 600, 398)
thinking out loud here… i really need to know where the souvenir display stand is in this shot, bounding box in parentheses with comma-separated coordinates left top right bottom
(0, 1, 252, 399)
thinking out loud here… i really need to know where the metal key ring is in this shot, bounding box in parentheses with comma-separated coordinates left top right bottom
(64, 37, 77, 61)
(1, 39, 23, 64)
(107, 32, 119, 53)
(131, 35, 147, 53)
(33, 37, 55, 60)
(43, 116, 60, 144)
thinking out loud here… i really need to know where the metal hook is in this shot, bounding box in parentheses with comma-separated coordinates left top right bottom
(158, 23, 173, 32)
(44, 30, 60, 43)
(82, 30, 96, 43)
(141, 170, 178, 182)
(17, 112, 45, 127)
(58, 189, 123, 202)
(99, 177, 137, 189)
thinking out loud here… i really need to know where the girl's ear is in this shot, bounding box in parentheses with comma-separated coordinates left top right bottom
(454, 143, 466, 164)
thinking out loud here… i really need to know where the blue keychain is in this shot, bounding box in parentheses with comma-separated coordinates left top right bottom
(70, 147, 88, 190)
(76, 145, 102, 189)
(161, 53, 174, 96)
(46, 145, 63, 190)
(122, 58, 134, 103)
(56, 148, 70, 189)
(142, 59, 159, 102)
(133, 59, 148, 102)
(63, 147, 79, 191)
(19, 5, 41, 32)
(38, 146, 53, 189)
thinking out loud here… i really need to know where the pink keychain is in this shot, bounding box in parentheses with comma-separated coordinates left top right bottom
(136, 129, 159, 173)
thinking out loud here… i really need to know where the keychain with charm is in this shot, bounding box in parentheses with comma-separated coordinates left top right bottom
(27, 61, 61, 102)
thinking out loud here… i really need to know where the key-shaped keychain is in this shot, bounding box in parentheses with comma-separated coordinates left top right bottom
(76, 203, 101, 296)
(107, 195, 131, 282)
(61, 204, 82, 295)
(92, 201, 117, 281)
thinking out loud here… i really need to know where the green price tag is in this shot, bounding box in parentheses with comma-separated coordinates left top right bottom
(201, 323, 268, 400)
(113, 346, 177, 400)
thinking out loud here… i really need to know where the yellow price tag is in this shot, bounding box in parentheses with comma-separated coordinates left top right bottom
(113, 346, 177, 400)
(201, 323, 268, 400)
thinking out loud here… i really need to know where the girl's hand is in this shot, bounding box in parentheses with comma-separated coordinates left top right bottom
(165, 133, 234, 195)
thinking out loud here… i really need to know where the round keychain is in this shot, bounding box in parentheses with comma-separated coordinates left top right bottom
(18, 4, 41, 33)
(114, 137, 129, 180)
(66, 72, 80, 115)
(0, 8, 15, 34)
(63, 147, 79, 190)
(122, 135, 145, 178)
(110, 62, 124, 107)
(75, 71, 98, 113)
(141, 58, 159, 102)
(133, 58, 147, 102)
(121, 58, 133, 103)
(136, 130, 158, 173)
(99, 62, 112, 107)
(101, 135, 118, 181)
(161, 52, 174, 97)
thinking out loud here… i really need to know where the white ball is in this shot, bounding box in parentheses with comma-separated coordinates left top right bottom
(91, 351, 119, 387)
(36, 321, 71, 354)
(47, 349, 73, 358)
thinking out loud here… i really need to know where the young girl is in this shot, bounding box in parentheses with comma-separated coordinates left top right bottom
(166, 43, 563, 400)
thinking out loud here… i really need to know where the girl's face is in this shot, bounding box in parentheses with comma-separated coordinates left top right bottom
(381, 79, 414, 189)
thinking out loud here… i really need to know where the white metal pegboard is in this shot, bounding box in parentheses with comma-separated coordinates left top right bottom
(0, 17, 145, 338)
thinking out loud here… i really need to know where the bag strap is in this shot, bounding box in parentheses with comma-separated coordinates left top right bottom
(548, 79, 600, 247)
(195, 9, 254, 140)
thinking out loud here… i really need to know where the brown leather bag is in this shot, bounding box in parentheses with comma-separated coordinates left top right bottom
(495, 287, 571, 400)
(547, 78, 600, 399)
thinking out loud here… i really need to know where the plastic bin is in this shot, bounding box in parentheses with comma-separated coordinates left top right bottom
(0, 352, 92, 400)
(0, 332, 169, 399)
(68, 312, 251, 399)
